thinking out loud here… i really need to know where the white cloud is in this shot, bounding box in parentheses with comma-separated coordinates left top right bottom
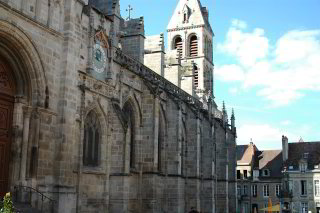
(237, 124, 298, 149)
(231, 19, 247, 29)
(275, 30, 320, 63)
(229, 87, 239, 95)
(281, 120, 291, 126)
(217, 19, 269, 66)
(216, 21, 320, 107)
(215, 64, 245, 81)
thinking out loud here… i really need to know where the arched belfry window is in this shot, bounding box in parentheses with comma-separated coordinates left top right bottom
(173, 36, 183, 59)
(123, 102, 136, 169)
(83, 111, 101, 167)
(189, 35, 198, 57)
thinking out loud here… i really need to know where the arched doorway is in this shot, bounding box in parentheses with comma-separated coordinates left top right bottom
(0, 57, 15, 197)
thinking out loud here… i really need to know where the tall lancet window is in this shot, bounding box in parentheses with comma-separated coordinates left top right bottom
(83, 111, 101, 167)
(189, 35, 198, 57)
(123, 102, 136, 169)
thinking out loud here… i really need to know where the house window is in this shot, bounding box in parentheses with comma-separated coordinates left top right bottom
(300, 162, 307, 172)
(253, 170, 259, 179)
(315, 180, 320, 197)
(243, 185, 248, 195)
(244, 170, 248, 179)
(252, 185, 257, 197)
(237, 170, 241, 179)
(303, 152, 309, 159)
(276, 184, 281, 196)
(83, 111, 101, 167)
(301, 202, 308, 213)
(237, 185, 241, 196)
(263, 169, 269, 176)
(189, 35, 198, 57)
(301, 180, 307, 196)
(263, 184, 269, 197)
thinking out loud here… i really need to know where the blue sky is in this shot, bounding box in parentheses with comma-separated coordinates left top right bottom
(119, 0, 320, 150)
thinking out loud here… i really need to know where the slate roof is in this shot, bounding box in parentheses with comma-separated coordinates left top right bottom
(284, 141, 320, 170)
(253, 150, 283, 178)
(236, 144, 257, 164)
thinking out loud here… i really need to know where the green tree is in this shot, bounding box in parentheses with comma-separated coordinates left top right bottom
(0, 192, 14, 213)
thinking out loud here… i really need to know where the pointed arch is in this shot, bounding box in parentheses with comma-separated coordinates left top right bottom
(172, 35, 183, 59)
(0, 20, 48, 106)
(83, 110, 101, 166)
(188, 34, 198, 57)
(122, 94, 142, 127)
(158, 104, 167, 172)
(82, 99, 109, 170)
(122, 99, 138, 170)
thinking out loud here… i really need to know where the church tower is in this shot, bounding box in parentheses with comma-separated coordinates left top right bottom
(167, 0, 214, 100)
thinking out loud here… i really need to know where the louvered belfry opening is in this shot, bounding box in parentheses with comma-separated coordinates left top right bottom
(174, 36, 183, 59)
(194, 64, 199, 88)
(190, 35, 198, 57)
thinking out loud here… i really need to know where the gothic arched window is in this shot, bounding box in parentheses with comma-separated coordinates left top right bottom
(123, 102, 136, 169)
(83, 111, 101, 167)
(189, 35, 198, 57)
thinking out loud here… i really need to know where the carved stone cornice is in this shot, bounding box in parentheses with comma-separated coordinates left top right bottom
(78, 72, 114, 99)
(167, 24, 205, 32)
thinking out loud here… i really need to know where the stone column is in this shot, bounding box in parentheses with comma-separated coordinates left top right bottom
(20, 107, 32, 181)
(153, 96, 159, 171)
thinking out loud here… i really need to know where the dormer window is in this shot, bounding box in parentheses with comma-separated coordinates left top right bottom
(263, 169, 269, 176)
(300, 162, 307, 172)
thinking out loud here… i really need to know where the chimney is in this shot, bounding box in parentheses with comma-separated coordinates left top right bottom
(282, 135, 288, 161)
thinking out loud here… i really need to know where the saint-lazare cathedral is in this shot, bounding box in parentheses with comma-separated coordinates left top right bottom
(0, 0, 237, 212)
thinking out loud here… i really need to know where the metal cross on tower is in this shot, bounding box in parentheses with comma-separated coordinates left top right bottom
(126, 5, 133, 20)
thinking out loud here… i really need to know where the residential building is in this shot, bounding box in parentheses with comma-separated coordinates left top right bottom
(280, 136, 320, 213)
(236, 142, 282, 213)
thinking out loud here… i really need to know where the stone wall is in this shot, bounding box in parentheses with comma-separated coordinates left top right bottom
(0, 0, 237, 212)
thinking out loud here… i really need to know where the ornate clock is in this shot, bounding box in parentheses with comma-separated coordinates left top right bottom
(92, 43, 107, 73)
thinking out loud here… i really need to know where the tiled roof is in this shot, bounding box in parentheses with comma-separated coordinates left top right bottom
(236, 144, 257, 164)
(254, 150, 283, 178)
(284, 141, 320, 170)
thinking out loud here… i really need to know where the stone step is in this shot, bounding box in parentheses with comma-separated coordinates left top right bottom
(14, 202, 42, 213)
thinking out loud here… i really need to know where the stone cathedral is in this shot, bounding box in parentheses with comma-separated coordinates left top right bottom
(0, 0, 237, 212)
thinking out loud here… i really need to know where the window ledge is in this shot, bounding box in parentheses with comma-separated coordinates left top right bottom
(81, 166, 106, 175)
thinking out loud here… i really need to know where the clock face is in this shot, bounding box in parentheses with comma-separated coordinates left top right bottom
(92, 43, 106, 73)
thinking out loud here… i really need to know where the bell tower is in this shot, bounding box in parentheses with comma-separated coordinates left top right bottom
(167, 0, 214, 100)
